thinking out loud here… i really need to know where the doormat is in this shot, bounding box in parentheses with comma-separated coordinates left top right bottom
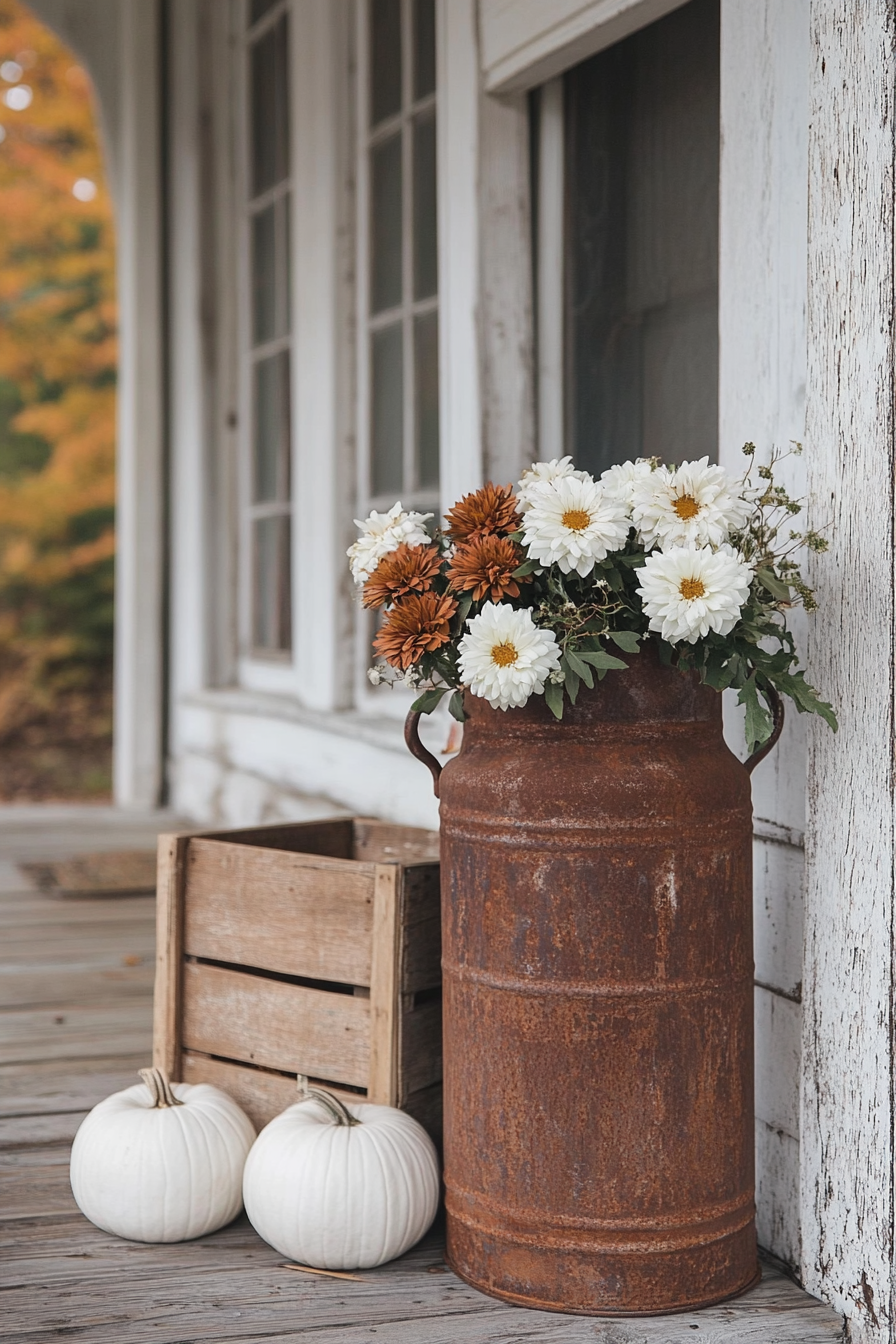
(22, 850, 157, 898)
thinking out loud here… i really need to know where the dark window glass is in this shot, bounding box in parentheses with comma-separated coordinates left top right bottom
(250, 0, 278, 24)
(252, 205, 276, 344)
(370, 0, 402, 125)
(371, 324, 404, 496)
(415, 311, 439, 488)
(251, 14, 289, 197)
(253, 516, 292, 651)
(371, 134, 403, 312)
(413, 0, 436, 100)
(253, 351, 291, 502)
(563, 0, 719, 475)
(413, 113, 437, 299)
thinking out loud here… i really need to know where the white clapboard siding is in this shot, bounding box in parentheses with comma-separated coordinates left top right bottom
(719, 0, 810, 1271)
(803, 1, 896, 1339)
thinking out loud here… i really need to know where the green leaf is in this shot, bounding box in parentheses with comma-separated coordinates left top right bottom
(511, 558, 540, 578)
(411, 688, 447, 714)
(608, 630, 642, 653)
(737, 674, 772, 753)
(773, 671, 838, 731)
(563, 649, 594, 689)
(756, 569, 792, 602)
(576, 649, 628, 671)
(455, 594, 473, 628)
(544, 678, 564, 720)
(448, 690, 468, 722)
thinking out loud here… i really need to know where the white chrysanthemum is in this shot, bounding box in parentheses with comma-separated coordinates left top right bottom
(600, 458, 654, 512)
(631, 457, 749, 550)
(517, 456, 589, 511)
(347, 502, 433, 585)
(458, 603, 560, 711)
(636, 545, 752, 644)
(520, 475, 630, 577)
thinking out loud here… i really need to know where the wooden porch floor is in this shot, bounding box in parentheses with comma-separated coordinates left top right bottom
(0, 809, 845, 1343)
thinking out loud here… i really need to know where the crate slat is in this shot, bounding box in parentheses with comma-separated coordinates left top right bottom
(181, 961, 371, 1088)
(152, 834, 189, 1078)
(184, 840, 375, 985)
(400, 998, 443, 1096)
(180, 1053, 363, 1132)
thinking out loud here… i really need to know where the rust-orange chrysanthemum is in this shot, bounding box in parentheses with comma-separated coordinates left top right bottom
(447, 535, 530, 603)
(362, 543, 443, 609)
(445, 483, 521, 543)
(373, 591, 458, 669)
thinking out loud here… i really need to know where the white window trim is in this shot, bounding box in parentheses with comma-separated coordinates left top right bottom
(479, 0, 691, 94)
(353, 0, 440, 718)
(535, 76, 564, 461)
(236, 0, 296, 690)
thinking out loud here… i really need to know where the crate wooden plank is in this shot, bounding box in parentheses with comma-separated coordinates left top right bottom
(402, 912, 442, 994)
(402, 864, 441, 921)
(183, 839, 376, 985)
(181, 1052, 364, 1131)
(368, 864, 402, 1104)
(202, 817, 355, 859)
(400, 998, 443, 1096)
(153, 833, 189, 1079)
(402, 1081, 443, 1144)
(181, 961, 370, 1088)
(352, 819, 440, 864)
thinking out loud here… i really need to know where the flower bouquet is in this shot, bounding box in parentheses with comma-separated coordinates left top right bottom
(348, 446, 836, 752)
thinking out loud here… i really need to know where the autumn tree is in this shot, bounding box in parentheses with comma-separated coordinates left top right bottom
(0, 0, 115, 796)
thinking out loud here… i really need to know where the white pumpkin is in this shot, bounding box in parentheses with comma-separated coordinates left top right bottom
(243, 1087, 440, 1269)
(70, 1067, 255, 1242)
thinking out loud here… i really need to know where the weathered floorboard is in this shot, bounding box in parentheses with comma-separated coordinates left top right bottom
(0, 821, 843, 1342)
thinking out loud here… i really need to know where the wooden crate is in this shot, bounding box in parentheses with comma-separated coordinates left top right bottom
(153, 817, 442, 1138)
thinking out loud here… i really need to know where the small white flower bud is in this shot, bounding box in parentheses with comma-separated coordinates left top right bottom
(367, 666, 383, 686)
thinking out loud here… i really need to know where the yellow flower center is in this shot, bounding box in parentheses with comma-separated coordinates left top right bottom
(491, 641, 518, 667)
(672, 493, 701, 520)
(561, 508, 591, 532)
(679, 577, 706, 601)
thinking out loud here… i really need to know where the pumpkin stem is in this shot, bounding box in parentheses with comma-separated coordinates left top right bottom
(303, 1085, 361, 1127)
(139, 1067, 184, 1108)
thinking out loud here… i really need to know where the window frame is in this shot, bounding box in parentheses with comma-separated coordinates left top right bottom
(236, 0, 297, 689)
(354, 0, 440, 714)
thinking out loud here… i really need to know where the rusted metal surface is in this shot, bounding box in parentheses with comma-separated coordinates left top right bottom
(430, 648, 759, 1315)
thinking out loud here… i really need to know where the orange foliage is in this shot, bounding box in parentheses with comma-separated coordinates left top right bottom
(0, 0, 115, 781)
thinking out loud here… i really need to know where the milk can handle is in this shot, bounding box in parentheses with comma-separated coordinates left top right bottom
(745, 685, 784, 775)
(405, 710, 442, 798)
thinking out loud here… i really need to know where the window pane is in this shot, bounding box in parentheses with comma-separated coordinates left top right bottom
(413, 0, 436, 100)
(252, 205, 276, 344)
(563, 0, 719, 474)
(370, 0, 402, 126)
(251, 14, 289, 198)
(371, 323, 403, 496)
(253, 351, 290, 502)
(413, 113, 437, 299)
(253, 515, 292, 651)
(371, 133, 403, 313)
(250, 0, 278, 24)
(415, 311, 439, 488)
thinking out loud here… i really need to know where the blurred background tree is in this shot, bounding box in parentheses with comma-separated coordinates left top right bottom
(0, 0, 115, 799)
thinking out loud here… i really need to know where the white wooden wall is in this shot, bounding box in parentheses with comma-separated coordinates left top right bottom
(719, 0, 810, 1271)
(803, 2, 896, 1339)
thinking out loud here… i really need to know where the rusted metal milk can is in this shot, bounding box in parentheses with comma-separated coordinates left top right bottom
(406, 648, 781, 1315)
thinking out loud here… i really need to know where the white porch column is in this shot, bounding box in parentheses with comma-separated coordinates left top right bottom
(803, 2, 896, 1338)
(113, 0, 166, 808)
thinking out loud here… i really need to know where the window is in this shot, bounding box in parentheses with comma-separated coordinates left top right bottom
(536, 0, 720, 475)
(244, 0, 292, 656)
(360, 0, 439, 517)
